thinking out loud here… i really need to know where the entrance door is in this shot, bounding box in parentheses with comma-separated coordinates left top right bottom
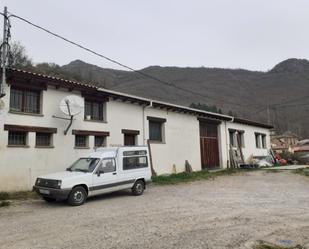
(199, 121, 220, 169)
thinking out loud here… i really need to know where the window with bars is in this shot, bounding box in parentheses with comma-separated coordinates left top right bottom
(75, 135, 88, 148)
(36, 133, 52, 147)
(84, 100, 104, 121)
(10, 87, 41, 114)
(8, 131, 27, 146)
(94, 136, 106, 147)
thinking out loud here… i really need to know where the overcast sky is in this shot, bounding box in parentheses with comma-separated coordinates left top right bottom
(0, 0, 308, 71)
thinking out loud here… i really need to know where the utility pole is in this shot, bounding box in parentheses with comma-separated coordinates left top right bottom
(0, 6, 8, 98)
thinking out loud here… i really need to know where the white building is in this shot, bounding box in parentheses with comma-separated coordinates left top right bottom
(0, 68, 273, 191)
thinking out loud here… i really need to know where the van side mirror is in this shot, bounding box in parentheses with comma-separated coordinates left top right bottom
(97, 165, 104, 176)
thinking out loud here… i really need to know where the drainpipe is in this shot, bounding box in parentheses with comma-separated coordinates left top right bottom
(143, 101, 152, 145)
(225, 116, 234, 168)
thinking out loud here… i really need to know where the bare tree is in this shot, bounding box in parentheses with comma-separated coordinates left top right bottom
(8, 41, 33, 69)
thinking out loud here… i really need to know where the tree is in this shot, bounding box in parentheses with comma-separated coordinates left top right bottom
(8, 41, 33, 69)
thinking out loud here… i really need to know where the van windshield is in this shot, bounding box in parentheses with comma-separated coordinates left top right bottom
(68, 158, 100, 173)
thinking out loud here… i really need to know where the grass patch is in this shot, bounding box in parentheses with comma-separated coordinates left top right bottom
(265, 169, 283, 173)
(152, 169, 240, 185)
(0, 191, 39, 200)
(253, 240, 305, 249)
(293, 167, 309, 177)
(0, 200, 11, 207)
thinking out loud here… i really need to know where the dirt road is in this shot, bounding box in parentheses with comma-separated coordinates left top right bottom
(0, 171, 308, 249)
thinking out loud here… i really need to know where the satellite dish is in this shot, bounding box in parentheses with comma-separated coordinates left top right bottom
(54, 95, 84, 135)
(59, 95, 84, 116)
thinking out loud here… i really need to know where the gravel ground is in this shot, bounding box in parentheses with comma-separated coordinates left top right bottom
(0, 170, 309, 249)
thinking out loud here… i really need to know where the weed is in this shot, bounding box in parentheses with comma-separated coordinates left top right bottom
(0, 192, 9, 200)
(0, 200, 10, 207)
(253, 240, 305, 249)
(293, 167, 309, 177)
(0, 191, 39, 200)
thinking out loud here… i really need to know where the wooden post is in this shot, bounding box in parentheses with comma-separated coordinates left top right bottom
(147, 140, 157, 176)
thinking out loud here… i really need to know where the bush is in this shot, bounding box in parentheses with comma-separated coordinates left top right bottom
(0, 192, 9, 200)
(0, 201, 10, 207)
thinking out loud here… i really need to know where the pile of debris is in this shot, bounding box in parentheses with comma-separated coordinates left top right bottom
(293, 139, 309, 164)
(229, 143, 277, 169)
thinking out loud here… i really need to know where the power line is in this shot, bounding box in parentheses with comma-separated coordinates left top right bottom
(271, 95, 309, 107)
(274, 103, 309, 108)
(7, 12, 258, 108)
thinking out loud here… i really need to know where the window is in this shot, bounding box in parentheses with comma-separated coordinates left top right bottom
(75, 135, 88, 148)
(262, 134, 267, 149)
(98, 158, 116, 173)
(122, 129, 139, 146)
(237, 131, 245, 148)
(149, 121, 163, 142)
(229, 130, 236, 147)
(36, 133, 52, 147)
(124, 134, 136, 146)
(147, 117, 166, 142)
(255, 133, 261, 148)
(69, 158, 100, 172)
(85, 99, 104, 121)
(94, 136, 106, 147)
(8, 131, 27, 146)
(10, 87, 41, 114)
(229, 129, 245, 148)
(123, 156, 148, 170)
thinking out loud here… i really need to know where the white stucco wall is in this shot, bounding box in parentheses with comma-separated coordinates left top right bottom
(0, 80, 272, 191)
(219, 121, 271, 168)
(145, 108, 202, 175)
(0, 84, 145, 191)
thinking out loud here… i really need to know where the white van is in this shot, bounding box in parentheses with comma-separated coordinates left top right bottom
(33, 146, 152, 206)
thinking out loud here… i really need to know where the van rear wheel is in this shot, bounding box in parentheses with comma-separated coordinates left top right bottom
(68, 186, 87, 206)
(132, 180, 145, 196)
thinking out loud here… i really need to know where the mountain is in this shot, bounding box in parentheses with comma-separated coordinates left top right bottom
(61, 59, 309, 138)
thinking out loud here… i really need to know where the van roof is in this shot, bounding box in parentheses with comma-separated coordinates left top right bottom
(88, 146, 148, 159)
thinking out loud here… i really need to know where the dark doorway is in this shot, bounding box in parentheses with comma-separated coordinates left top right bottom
(199, 120, 220, 169)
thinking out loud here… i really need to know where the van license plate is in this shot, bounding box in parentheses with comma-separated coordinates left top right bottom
(39, 189, 50, 195)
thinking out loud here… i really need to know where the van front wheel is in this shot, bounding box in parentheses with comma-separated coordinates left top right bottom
(68, 186, 87, 206)
(132, 180, 145, 196)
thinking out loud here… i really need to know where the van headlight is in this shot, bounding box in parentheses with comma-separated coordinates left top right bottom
(56, 180, 62, 189)
(36, 178, 41, 185)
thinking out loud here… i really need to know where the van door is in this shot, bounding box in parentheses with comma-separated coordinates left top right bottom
(90, 158, 119, 196)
